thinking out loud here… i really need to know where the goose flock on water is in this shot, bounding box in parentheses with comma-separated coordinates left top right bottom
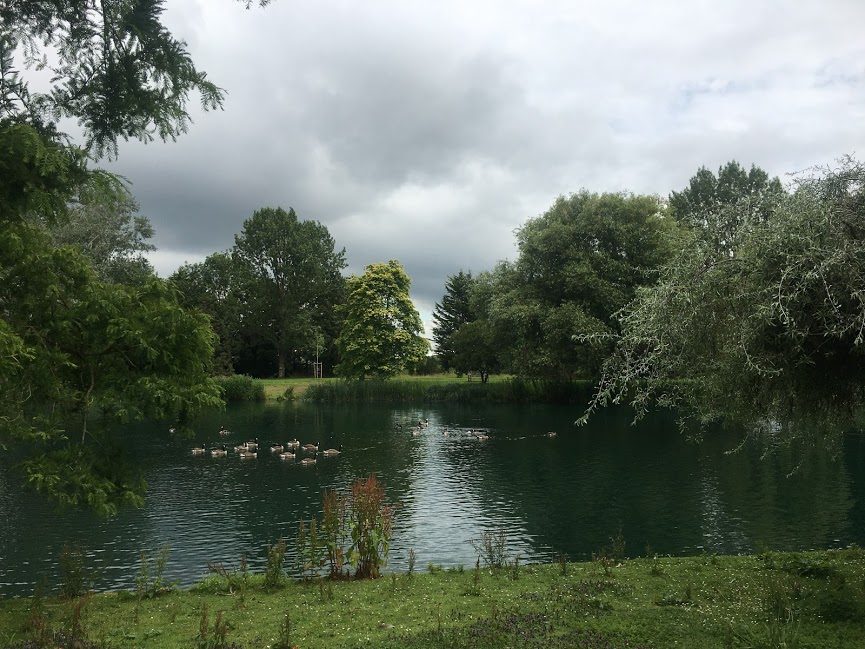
(191, 429, 341, 465)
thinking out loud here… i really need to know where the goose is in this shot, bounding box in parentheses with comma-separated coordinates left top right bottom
(239, 450, 257, 460)
(279, 451, 296, 461)
(546, 431, 557, 438)
(233, 443, 248, 453)
(169, 427, 177, 434)
(245, 438, 259, 451)
(270, 443, 284, 453)
(211, 445, 227, 457)
(191, 445, 206, 455)
(300, 441, 319, 452)
(321, 445, 342, 457)
(299, 457, 317, 466)
(218, 425, 230, 436)
(475, 433, 489, 441)
(285, 439, 300, 450)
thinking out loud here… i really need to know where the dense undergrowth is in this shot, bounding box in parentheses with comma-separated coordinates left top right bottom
(2, 548, 864, 649)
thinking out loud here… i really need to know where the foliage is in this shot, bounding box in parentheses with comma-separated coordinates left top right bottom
(0, 222, 223, 516)
(231, 207, 347, 378)
(335, 260, 429, 379)
(0, 0, 224, 158)
(264, 537, 287, 590)
(469, 529, 508, 570)
(475, 193, 677, 380)
(449, 320, 502, 383)
(431, 270, 475, 370)
(295, 475, 397, 580)
(171, 252, 243, 374)
(214, 375, 265, 401)
(134, 547, 176, 600)
(581, 157, 865, 443)
(30, 183, 156, 285)
(669, 160, 785, 255)
(59, 545, 92, 599)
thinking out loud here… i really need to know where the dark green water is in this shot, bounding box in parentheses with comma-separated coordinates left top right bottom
(1, 402, 864, 597)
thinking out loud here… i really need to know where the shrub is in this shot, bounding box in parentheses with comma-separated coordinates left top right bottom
(215, 375, 265, 401)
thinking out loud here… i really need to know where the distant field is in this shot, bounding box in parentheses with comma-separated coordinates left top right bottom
(256, 374, 510, 399)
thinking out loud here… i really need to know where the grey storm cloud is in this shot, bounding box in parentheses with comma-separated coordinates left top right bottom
(95, 0, 865, 332)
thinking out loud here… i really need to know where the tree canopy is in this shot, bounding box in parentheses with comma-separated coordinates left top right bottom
(582, 157, 865, 444)
(474, 191, 677, 379)
(231, 207, 347, 378)
(336, 260, 429, 379)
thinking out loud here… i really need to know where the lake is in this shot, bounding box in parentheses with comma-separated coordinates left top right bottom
(1, 402, 864, 597)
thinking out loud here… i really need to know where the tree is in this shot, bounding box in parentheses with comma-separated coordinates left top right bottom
(669, 160, 785, 255)
(449, 320, 500, 383)
(335, 260, 429, 379)
(0, 0, 267, 514)
(30, 183, 156, 285)
(232, 207, 347, 378)
(1, 222, 222, 516)
(582, 157, 865, 445)
(171, 252, 242, 374)
(431, 270, 474, 371)
(480, 192, 678, 379)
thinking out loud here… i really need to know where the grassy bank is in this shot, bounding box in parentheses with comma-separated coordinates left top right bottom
(3, 549, 864, 648)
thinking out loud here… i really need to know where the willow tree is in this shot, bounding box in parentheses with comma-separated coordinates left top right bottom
(581, 157, 865, 447)
(336, 260, 429, 379)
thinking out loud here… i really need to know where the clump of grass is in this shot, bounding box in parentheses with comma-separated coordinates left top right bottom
(408, 548, 417, 577)
(134, 546, 176, 600)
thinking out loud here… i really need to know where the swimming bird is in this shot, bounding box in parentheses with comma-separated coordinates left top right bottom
(239, 450, 257, 460)
(270, 443, 284, 453)
(279, 451, 296, 461)
(191, 445, 206, 455)
(475, 434, 489, 441)
(546, 431, 557, 438)
(211, 445, 227, 457)
(245, 438, 259, 451)
(218, 425, 230, 436)
(234, 443, 248, 453)
(299, 457, 317, 466)
(321, 445, 342, 457)
(300, 442, 319, 452)
(286, 439, 300, 449)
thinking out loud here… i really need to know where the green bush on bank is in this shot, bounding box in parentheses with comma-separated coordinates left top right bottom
(215, 374, 265, 401)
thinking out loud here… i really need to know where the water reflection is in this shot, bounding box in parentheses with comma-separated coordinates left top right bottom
(0, 403, 862, 597)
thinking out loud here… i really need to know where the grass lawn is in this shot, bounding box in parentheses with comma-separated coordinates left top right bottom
(2, 550, 864, 648)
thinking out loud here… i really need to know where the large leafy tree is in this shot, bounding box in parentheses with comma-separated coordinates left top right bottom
(482, 192, 678, 379)
(431, 270, 475, 371)
(336, 260, 429, 379)
(0, 0, 264, 514)
(582, 157, 865, 445)
(232, 207, 347, 378)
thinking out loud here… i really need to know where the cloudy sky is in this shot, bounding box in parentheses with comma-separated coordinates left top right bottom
(103, 0, 865, 333)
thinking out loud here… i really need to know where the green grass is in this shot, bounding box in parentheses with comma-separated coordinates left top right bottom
(3, 549, 864, 648)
